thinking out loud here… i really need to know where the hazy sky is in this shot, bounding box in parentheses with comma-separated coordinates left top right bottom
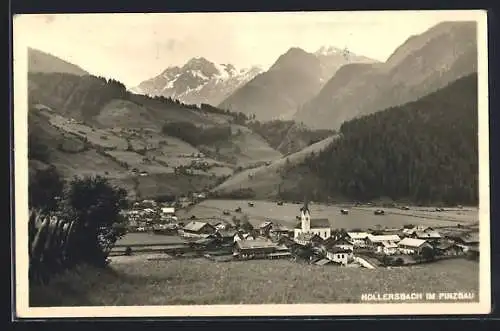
(15, 11, 477, 88)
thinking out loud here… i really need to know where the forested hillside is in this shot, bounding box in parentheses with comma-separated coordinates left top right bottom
(301, 73, 478, 205)
(28, 73, 128, 121)
(248, 120, 335, 155)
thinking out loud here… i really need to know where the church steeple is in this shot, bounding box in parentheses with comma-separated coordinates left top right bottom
(300, 196, 310, 214)
(300, 196, 311, 233)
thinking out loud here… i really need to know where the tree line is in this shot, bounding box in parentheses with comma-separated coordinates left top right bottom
(29, 72, 251, 124)
(29, 73, 128, 119)
(301, 73, 479, 206)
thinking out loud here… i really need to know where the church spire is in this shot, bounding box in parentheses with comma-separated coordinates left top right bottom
(300, 196, 310, 214)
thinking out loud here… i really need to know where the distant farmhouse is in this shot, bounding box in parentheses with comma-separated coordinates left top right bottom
(294, 200, 331, 241)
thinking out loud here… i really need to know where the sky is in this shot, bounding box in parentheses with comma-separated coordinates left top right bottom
(14, 11, 479, 88)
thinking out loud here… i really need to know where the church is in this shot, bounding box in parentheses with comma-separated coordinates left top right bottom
(294, 200, 332, 241)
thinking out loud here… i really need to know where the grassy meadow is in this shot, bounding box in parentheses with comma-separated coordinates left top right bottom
(30, 257, 479, 306)
(176, 199, 479, 229)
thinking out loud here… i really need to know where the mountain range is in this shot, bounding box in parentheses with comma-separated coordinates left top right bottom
(125, 22, 477, 129)
(131, 58, 264, 106)
(26, 49, 333, 199)
(26, 19, 480, 204)
(293, 21, 478, 129)
(218, 46, 377, 121)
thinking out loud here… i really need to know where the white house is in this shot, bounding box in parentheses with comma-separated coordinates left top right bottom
(346, 232, 370, 247)
(293, 201, 331, 241)
(366, 234, 401, 255)
(379, 241, 398, 255)
(326, 247, 353, 265)
(323, 237, 354, 252)
(398, 237, 432, 255)
(161, 207, 175, 215)
(295, 233, 323, 246)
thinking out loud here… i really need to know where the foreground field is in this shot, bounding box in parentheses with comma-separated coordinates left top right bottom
(177, 199, 479, 229)
(30, 257, 479, 306)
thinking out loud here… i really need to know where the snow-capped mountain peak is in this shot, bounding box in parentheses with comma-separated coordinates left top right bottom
(315, 46, 345, 56)
(133, 57, 263, 106)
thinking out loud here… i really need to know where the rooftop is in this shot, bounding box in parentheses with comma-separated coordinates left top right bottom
(236, 239, 279, 250)
(327, 246, 353, 253)
(460, 232, 479, 244)
(347, 232, 370, 239)
(415, 231, 442, 239)
(296, 232, 323, 242)
(367, 234, 401, 243)
(398, 237, 428, 248)
(258, 221, 273, 229)
(183, 221, 213, 232)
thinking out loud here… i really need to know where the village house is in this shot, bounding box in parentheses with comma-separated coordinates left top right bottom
(346, 232, 370, 247)
(380, 241, 399, 255)
(258, 221, 273, 236)
(326, 246, 354, 265)
(269, 223, 290, 239)
(293, 201, 332, 241)
(258, 221, 290, 239)
(295, 232, 324, 246)
(233, 230, 255, 243)
(233, 239, 283, 260)
(434, 240, 464, 256)
(188, 235, 221, 250)
(233, 231, 244, 243)
(267, 244, 293, 260)
(366, 234, 401, 255)
(161, 207, 175, 217)
(412, 230, 442, 242)
(323, 236, 354, 252)
(179, 221, 216, 238)
(454, 232, 479, 252)
(243, 233, 255, 240)
(208, 219, 232, 231)
(397, 237, 433, 255)
(215, 229, 238, 246)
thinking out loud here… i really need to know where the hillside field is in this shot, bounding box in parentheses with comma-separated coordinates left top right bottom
(213, 135, 338, 198)
(30, 257, 479, 306)
(176, 199, 479, 229)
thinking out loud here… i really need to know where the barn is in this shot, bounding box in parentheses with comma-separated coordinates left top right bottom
(233, 239, 282, 260)
(180, 221, 216, 238)
(398, 237, 432, 255)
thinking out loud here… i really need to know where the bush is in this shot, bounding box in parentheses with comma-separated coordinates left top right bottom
(29, 166, 65, 212)
(28, 175, 129, 284)
(28, 133, 50, 162)
(61, 175, 128, 266)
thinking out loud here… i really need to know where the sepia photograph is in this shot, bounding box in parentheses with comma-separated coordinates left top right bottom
(13, 10, 490, 318)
